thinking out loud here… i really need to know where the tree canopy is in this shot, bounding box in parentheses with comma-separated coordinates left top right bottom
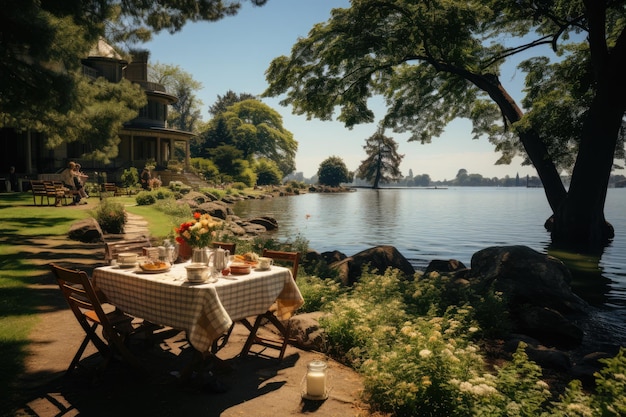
(356, 129, 404, 189)
(201, 99, 298, 176)
(208, 90, 257, 117)
(264, 0, 626, 251)
(1, 0, 267, 160)
(149, 62, 203, 133)
(318, 156, 353, 187)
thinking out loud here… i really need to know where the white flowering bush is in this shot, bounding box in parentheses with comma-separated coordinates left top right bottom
(297, 276, 343, 313)
(316, 269, 626, 417)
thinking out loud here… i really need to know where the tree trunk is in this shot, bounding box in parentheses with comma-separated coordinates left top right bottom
(474, 75, 568, 213)
(550, 96, 621, 252)
(549, 1, 626, 252)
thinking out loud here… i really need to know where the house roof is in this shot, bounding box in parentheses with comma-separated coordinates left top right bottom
(89, 38, 125, 60)
(120, 126, 196, 140)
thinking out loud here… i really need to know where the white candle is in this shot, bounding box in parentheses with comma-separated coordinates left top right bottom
(306, 371, 326, 397)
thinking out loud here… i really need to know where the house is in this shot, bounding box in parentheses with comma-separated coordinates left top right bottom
(0, 38, 194, 189)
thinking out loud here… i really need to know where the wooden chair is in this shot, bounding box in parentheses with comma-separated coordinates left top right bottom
(211, 241, 236, 254)
(104, 236, 152, 264)
(240, 250, 301, 361)
(261, 249, 300, 279)
(49, 263, 143, 375)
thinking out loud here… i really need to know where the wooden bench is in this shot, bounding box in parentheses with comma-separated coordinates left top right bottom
(52, 181, 76, 205)
(30, 180, 49, 206)
(30, 180, 69, 206)
(100, 183, 117, 199)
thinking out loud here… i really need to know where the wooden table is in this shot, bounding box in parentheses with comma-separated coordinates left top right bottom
(92, 262, 304, 353)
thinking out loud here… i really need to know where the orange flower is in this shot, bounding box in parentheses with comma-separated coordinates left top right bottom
(175, 212, 223, 248)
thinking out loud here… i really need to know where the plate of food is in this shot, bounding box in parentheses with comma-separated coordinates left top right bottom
(233, 252, 259, 268)
(139, 260, 171, 273)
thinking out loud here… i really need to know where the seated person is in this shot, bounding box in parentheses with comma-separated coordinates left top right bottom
(73, 163, 89, 199)
(60, 161, 83, 204)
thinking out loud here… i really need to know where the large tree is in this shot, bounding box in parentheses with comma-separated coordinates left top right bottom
(318, 156, 353, 187)
(204, 99, 298, 176)
(356, 128, 404, 189)
(149, 62, 203, 133)
(1, 0, 268, 159)
(264, 0, 626, 252)
(208, 90, 257, 117)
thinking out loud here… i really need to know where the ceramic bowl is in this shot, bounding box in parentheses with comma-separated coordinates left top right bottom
(229, 262, 251, 275)
(185, 263, 210, 282)
(117, 252, 138, 265)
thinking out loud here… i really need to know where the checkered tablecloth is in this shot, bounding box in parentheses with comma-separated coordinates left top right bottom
(92, 263, 304, 352)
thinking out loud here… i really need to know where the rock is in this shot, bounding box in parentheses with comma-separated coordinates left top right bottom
(516, 306, 584, 349)
(68, 218, 103, 243)
(424, 259, 468, 275)
(178, 190, 214, 206)
(504, 335, 572, 371)
(303, 250, 325, 264)
(321, 250, 347, 264)
(570, 351, 617, 388)
(288, 312, 327, 351)
(247, 216, 279, 231)
(225, 222, 247, 236)
(469, 245, 588, 349)
(526, 345, 572, 372)
(196, 201, 233, 220)
(221, 195, 245, 204)
(241, 222, 268, 235)
(330, 245, 416, 285)
(469, 245, 588, 314)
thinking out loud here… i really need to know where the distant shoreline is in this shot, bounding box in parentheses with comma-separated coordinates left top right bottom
(349, 185, 448, 190)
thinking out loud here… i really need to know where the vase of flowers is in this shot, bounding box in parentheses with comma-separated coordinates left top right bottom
(175, 212, 224, 260)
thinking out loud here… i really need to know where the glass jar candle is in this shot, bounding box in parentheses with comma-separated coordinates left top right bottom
(305, 360, 328, 398)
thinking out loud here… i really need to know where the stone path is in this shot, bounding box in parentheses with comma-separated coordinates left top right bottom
(11, 210, 378, 417)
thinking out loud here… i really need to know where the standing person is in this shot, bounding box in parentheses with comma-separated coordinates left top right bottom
(73, 163, 89, 199)
(140, 167, 151, 190)
(60, 161, 82, 205)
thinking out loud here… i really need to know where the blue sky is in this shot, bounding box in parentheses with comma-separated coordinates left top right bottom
(143, 0, 545, 181)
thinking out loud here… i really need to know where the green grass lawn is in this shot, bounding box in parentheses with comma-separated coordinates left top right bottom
(0, 191, 175, 412)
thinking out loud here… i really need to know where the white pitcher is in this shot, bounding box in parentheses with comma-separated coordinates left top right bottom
(213, 247, 230, 271)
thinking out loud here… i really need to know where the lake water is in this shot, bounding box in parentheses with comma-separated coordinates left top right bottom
(233, 187, 626, 344)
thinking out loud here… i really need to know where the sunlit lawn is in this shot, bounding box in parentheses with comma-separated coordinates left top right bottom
(0, 191, 172, 411)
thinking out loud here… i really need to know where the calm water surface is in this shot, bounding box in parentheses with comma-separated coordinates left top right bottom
(234, 187, 626, 344)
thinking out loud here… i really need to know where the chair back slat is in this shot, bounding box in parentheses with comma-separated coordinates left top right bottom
(212, 241, 236, 254)
(104, 237, 151, 263)
(262, 249, 300, 279)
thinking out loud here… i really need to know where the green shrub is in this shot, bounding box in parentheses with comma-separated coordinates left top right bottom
(92, 199, 127, 234)
(121, 167, 139, 188)
(297, 276, 343, 313)
(190, 157, 219, 183)
(593, 347, 626, 415)
(235, 167, 257, 187)
(168, 181, 191, 194)
(231, 182, 247, 190)
(154, 189, 173, 200)
(135, 191, 156, 205)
